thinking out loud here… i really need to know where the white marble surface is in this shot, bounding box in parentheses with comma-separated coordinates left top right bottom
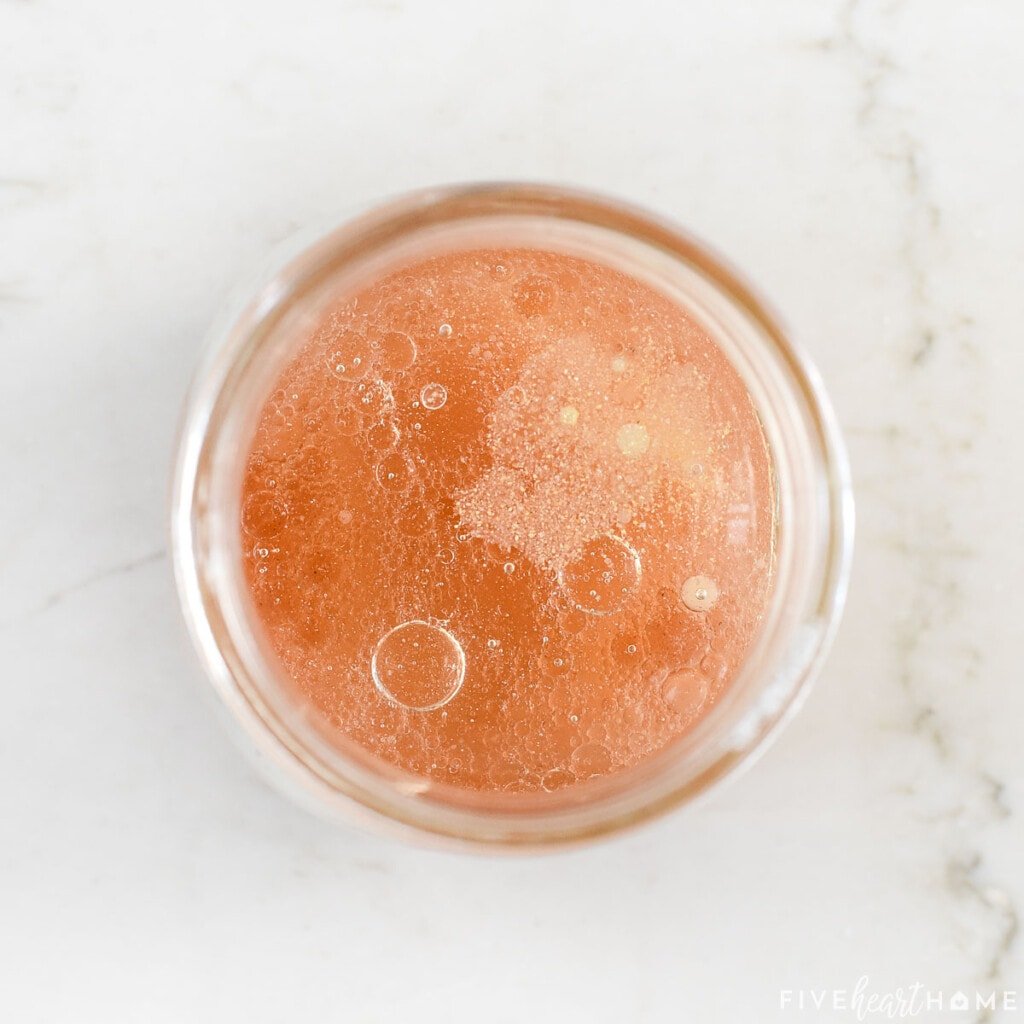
(3, 1, 1023, 1020)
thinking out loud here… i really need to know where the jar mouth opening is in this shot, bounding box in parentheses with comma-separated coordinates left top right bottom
(171, 182, 853, 849)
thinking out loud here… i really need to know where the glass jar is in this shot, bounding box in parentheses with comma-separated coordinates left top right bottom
(170, 183, 853, 850)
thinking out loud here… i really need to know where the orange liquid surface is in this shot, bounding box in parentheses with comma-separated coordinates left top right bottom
(241, 249, 774, 792)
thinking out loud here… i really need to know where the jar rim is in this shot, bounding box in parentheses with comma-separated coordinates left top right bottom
(171, 182, 854, 850)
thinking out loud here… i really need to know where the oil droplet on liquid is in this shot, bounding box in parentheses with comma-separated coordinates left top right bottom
(512, 274, 556, 316)
(700, 651, 729, 685)
(371, 620, 466, 711)
(375, 452, 414, 490)
(571, 742, 613, 778)
(379, 331, 417, 372)
(660, 668, 708, 718)
(420, 383, 448, 410)
(560, 534, 642, 616)
(365, 420, 400, 450)
(541, 767, 576, 791)
(242, 491, 288, 538)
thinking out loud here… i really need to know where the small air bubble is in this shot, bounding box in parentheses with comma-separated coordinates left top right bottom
(438, 323, 453, 337)
(681, 575, 719, 612)
(542, 647, 571, 676)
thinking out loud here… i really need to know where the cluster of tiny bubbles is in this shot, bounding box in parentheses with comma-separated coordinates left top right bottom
(356, 378, 394, 418)
(616, 422, 650, 457)
(420, 382, 447, 411)
(681, 575, 719, 613)
(327, 329, 370, 381)
(370, 620, 466, 712)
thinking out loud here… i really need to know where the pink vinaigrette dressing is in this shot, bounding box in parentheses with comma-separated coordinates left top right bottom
(240, 248, 775, 793)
